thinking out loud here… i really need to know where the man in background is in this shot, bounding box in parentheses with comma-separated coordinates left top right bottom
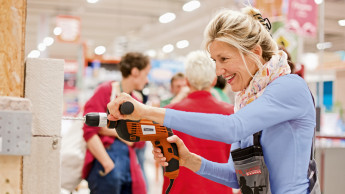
(160, 72, 186, 107)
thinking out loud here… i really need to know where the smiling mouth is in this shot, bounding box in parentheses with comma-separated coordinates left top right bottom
(225, 74, 236, 83)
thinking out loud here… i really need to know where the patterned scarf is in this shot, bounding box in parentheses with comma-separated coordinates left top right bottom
(234, 50, 291, 112)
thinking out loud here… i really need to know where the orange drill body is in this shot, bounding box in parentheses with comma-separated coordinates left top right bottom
(112, 119, 180, 180)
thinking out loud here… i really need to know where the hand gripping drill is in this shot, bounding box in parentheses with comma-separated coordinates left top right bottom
(63, 101, 179, 193)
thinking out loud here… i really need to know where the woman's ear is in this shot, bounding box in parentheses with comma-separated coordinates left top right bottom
(252, 45, 263, 57)
(131, 67, 140, 77)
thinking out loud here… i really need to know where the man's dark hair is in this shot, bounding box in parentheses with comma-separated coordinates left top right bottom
(120, 52, 150, 78)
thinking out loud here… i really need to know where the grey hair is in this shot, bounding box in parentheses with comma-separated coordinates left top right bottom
(185, 50, 216, 90)
(203, 6, 278, 74)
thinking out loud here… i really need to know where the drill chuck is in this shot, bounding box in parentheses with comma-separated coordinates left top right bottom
(84, 112, 108, 127)
(82, 101, 134, 128)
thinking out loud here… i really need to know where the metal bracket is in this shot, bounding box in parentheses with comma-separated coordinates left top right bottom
(0, 110, 32, 155)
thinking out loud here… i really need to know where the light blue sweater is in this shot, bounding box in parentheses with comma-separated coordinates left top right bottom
(163, 74, 315, 194)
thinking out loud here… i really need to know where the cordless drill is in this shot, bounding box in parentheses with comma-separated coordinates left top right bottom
(82, 101, 179, 193)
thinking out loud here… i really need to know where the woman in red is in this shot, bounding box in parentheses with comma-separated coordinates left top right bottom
(163, 51, 234, 194)
(82, 52, 150, 194)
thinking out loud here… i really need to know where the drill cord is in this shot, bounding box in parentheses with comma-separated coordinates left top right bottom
(165, 179, 174, 194)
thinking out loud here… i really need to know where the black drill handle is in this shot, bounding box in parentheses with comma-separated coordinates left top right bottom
(107, 101, 134, 128)
(153, 138, 179, 180)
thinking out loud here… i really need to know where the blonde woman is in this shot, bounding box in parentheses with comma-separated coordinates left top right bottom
(107, 7, 319, 194)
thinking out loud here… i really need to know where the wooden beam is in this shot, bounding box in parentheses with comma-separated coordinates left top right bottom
(0, 0, 26, 97)
(0, 0, 27, 194)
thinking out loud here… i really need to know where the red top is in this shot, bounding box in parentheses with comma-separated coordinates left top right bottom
(164, 90, 234, 194)
(82, 81, 146, 194)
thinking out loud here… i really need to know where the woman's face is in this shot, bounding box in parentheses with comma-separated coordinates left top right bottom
(209, 40, 259, 92)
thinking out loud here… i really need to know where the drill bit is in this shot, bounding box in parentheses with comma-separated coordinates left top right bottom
(62, 116, 85, 121)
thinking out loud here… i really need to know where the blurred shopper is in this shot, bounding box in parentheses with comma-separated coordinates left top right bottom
(108, 6, 319, 194)
(160, 72, 187, 107)
(162, 50, 234, 194)
(278, 46, 295, 73)
(211, 76, 232, 103)
(278, 46, 305, 78)
(82, 52, 149, 194)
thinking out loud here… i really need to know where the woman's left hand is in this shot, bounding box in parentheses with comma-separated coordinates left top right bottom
(107, 92, 148, 121)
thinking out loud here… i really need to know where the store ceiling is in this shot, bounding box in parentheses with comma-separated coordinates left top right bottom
(25, 0, 345, 61)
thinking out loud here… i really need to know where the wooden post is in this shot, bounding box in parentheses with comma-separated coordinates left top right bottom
(0, 0, 27, 194)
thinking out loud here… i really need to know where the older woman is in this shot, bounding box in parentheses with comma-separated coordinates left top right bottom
(107, 6, 318, 194)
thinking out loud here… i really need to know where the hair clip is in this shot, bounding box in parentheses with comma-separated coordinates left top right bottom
(252, 13, 271, 32)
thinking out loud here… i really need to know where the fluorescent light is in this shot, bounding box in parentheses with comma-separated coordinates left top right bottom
(183, 0, 201, 12)
(316, 42, 332, 50)
(338, 19, 345, 26)
(159, 12, 176, 23)
(314, 0, 323, 4)
(146, 49, 157, 58)
(94, 46, 106, 55)
(176, 40, 189, 49)
(43, 37, 54, 46)
(87, 0, 99, 3)
(27, 50, 40, 58)
(53, 27, 62, 36)
(38, 43, 46, 51)
(162, 44, 174, 53)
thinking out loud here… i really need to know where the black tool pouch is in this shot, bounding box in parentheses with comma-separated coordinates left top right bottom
(231, 131, 272, 194)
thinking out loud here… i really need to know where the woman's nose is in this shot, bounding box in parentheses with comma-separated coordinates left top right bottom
(215, 67, 225, 76)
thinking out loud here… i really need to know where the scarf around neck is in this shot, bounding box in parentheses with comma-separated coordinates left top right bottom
(234, 50, 291, 112)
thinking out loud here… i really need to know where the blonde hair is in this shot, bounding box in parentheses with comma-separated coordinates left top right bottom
(203, 6, 278, 71)
(185, 50, 216, 90)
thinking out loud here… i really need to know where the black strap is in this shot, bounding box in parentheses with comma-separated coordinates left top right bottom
(253, 131, 262, 147)
(310, 91, 316, 160)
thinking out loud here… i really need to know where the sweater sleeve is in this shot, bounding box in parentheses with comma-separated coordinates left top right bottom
(196, 154, 239, 188)
(163, 75, 313, 144)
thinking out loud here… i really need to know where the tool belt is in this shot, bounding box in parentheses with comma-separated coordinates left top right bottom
(231, 131, 271, 194)
(231, 131, 321, 194)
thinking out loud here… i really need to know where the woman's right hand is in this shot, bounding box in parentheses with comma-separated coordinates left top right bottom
(152, 135, 202, 172)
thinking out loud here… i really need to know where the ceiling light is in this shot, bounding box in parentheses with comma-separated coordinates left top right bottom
(183, 0, 201, 12)
(87, 0, 99, 3)
(27, 50, 40, 58)
(176, 40, 189, 49)
(162, 44, 174, 53)
(146, 49, 157, 58)
(159, 13, 176, 24)
(314, 0, 323, 4)
(38, 43, 46, 51)
(95, 46, 106, 55)
(43, 37, 54, 46)
(53, 27, 62, 36)
(338, 19, 345, 26)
